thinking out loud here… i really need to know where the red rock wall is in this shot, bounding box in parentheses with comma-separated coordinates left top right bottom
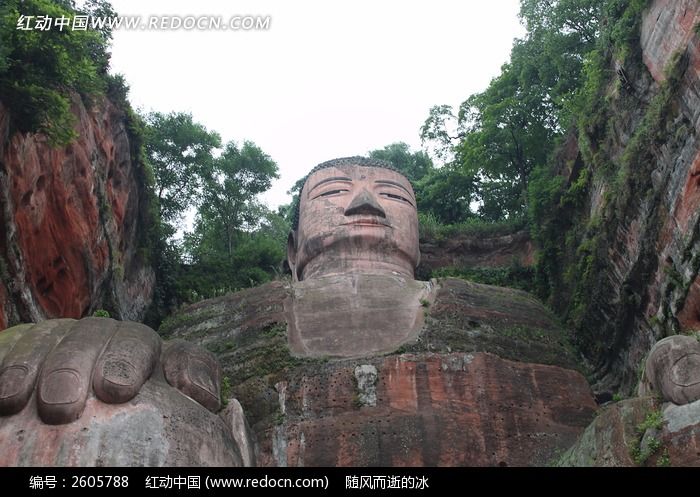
(548, 0, 700, 395)
(0, 96, 154, 328)
(418, 230, 534, 275)
(261, 353, 596, 467)
(641, 0, 700, 84)
(165, 277, 594, 467)
(640, 0, 700, 337)
(637, 1, 700, 361)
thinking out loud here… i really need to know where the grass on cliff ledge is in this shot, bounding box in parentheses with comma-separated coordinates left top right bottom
(418, 212, 526, 243)
(432, 263, 536, 293)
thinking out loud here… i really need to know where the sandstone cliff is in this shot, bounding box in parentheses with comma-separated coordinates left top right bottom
(536, 0, 700, 397)
(162, 278, 596, 466)
(418, 229, 534, 277)
(0, 96, 155, 330)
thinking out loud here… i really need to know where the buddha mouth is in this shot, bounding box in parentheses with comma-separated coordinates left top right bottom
(341, 217, 392, 228)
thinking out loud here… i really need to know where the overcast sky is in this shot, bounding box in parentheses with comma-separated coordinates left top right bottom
(106, 0, 525, 209)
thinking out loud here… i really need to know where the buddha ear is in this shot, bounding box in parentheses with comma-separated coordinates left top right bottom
(287, 231, 299, 281)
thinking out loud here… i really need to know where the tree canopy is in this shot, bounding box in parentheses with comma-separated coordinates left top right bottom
(142, 111, 284, 306)
(0, 0, 117, 145)
(368, 142, 433, 183)
(420, 0, 605, 222)
(191, 140, 280, 278)
(143, 112, 221, 229)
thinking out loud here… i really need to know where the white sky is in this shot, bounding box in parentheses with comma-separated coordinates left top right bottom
(106, 0, 525, 209)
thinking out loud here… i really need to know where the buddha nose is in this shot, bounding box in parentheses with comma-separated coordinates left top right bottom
(344, 188, 386, 218)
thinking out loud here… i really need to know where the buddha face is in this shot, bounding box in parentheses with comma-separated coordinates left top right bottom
(288, 163, 420, 281)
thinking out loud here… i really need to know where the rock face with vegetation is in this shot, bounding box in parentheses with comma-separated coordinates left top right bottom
(418, 228, 534, 278)
(560, 395, 700, 467)
(562, 333, 700, 467)
(0, 97, 155, 329)
(532, 0, 700, 398)
(0, 0, 157, 329)
(163, 277, 596, 466)
(540, 0, 700, 466)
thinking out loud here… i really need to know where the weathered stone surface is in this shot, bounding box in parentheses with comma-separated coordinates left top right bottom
(291, 161, 420, 281)
(645, 335, 700, 405)
(221, 398, 257, 467)
(641, 0, 700, 84)
(0, 282, 9, 331)
(167, 276, 591, 466)
(286, 274, 434, 358)
(160, 280, 289, 349)
(0, 375, 242, 466)
(418, 230, 534, 276)
(160, 281, 294, 431)
(0, 319, 169, 425)
(561, 396, 700, 467)
(558, 397, 655, 467)
(0, 318, 249, 466)
(259, 352, 595, 467)
(542, 0, 700, 397)
(353, 364, 378, 407)
(678, 276, 700, 332)
(0, 96, 154, 329)
(156, 156, 590, 466)
(162, 340, 222, 413)
(415, 278, 581, 370)
(661, 399, 700, 466)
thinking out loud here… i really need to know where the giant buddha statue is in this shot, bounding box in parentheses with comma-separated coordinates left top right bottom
(0, 157, 603, 466)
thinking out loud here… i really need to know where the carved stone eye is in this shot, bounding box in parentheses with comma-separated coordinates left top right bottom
(318, 189, 349, 197)
(380, 192, 411, 204)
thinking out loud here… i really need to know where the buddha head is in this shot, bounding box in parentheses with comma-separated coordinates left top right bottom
(287, 157, 420, 281)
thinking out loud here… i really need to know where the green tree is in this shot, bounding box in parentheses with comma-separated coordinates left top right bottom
(420, 105, 462, 162)
(197, 141, 279, 259)
(456, 53, 557, 218)
(421, 0, 605, 221)
(180, 226, 285, 300)
(415, 166, 477, 224)
(143, 112, 221, 231)
(176, 140, 281, 299)
(517, 0, 603, 125)
(368, 142, 434, 182)
(0, 0, 115, 145)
